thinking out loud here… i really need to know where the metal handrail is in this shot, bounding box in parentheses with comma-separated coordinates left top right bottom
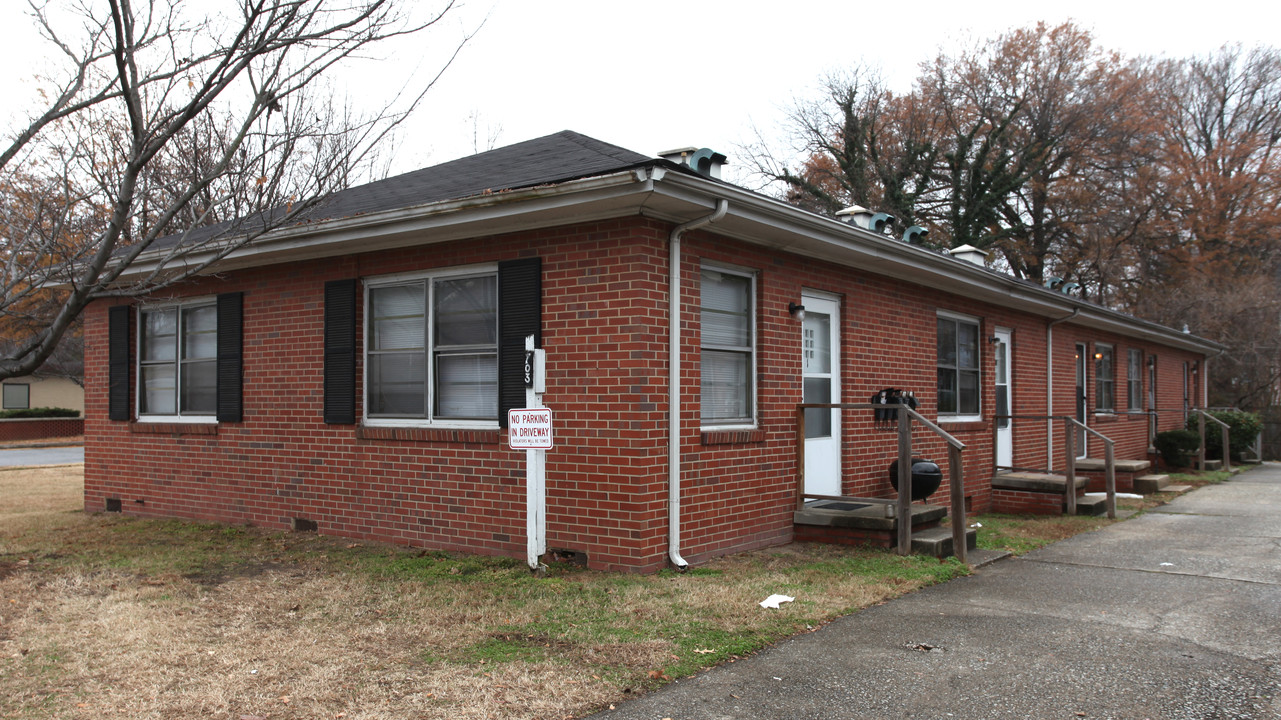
(1190, 409, 1231, 473)
(795, 403, 969, 564)
(992, 414, 1116, 519)
(1066, 417, 1116, 519)
(903, 407, 965, 450)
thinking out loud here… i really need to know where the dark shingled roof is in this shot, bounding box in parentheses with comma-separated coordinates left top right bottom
(304, 129, 653, 220)
(149, 130, 655, 252)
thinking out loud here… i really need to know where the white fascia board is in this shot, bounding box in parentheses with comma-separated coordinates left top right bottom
(111, 162, 1221, 356)
(647, 172, 1223, 355)
(114, 171, 657, 280)
(1055, 311, 1223, 354)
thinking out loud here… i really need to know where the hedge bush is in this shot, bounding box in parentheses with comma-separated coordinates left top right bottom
(0, 407, 81, 419)
(1154, 429, 1200, 468)
(1186, 409, 1262, 460)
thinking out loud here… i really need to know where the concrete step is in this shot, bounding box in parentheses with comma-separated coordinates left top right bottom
(992, 472, 1086, 493)
(1134, 473, 1171, 494)
(1074, 495, 1108, 516)
(1163, 484, 1193, 494)
(1076, 458, 1151, 474)
(796, 500, 945, 530)
(1204, 459, 1223, 471)
(911, 526, 977, 559)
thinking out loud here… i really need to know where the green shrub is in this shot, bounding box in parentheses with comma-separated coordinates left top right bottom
(1154, 429, 1200, 468)
(0, 407, 81, 419)
(1186, 409, 1262, 460)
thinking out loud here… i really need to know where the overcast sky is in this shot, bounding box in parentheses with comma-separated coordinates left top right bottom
(3, 0, 1280, 184)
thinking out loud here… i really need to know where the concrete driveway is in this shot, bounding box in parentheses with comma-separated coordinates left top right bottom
(589, 465, 1281, 719)
(0, 445, 84, 467)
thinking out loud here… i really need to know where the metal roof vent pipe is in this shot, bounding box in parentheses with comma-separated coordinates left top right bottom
(947, 244, 989, 266)
(836, 205, 874, 228)
(658, 147, 728, 179)
(837, 207, 896, 234)
(903, 225, 929, 244)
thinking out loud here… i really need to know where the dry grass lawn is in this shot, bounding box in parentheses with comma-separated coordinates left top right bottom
(0, 465, 968, 720)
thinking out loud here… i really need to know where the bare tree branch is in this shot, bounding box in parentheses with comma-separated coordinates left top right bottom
(0, 0, 473, 379)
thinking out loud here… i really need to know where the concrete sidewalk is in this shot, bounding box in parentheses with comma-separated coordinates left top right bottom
(588, 465, 1281, 719)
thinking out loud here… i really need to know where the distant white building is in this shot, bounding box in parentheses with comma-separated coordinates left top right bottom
(1, 375, 83, 414)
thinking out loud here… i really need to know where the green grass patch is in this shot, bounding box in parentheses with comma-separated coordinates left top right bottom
(1167, 469, 1232, 487)
(4, 465, 978, 717)
(969, 512, 1114, 555)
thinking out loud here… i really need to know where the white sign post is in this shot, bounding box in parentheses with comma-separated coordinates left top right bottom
(512, 335, 551, 573)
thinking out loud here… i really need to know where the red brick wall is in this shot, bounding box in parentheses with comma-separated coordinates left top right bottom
(991, 487, 1066, 515)
(83, 216, 1209, 572)
(86, 219, 679, 573)
(0, 418, 84, 442)
(1050, 326, 1204, 470)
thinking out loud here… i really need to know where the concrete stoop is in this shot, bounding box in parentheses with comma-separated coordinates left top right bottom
(1075, 458, 1151, 493)
(1134, 473, 1170, 494)
(911, 526, 978, 558)
(795, 500, 974, 559)
(992, 472, 1089, 516)
(1074, 494, 1108, 516)
(1203, 459, 1224, 471)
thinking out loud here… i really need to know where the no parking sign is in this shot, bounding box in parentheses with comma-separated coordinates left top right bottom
(508, 408, 553, 449)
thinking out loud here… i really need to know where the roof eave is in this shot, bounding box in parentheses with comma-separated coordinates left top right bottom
(113, 160, 1221, 355)
(645, 171, 1224, 355)
(113, 170, 657, 280)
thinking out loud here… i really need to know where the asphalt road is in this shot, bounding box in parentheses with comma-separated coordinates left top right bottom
(588, 465, 1281, 720)
(0, 445, 84, 467)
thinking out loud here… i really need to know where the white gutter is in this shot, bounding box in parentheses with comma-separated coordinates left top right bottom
(1046, 309, 1079, 471)
(111, 172, 650, 282)
(650, 171, 1224, 356)
(667, 198, 728, 570)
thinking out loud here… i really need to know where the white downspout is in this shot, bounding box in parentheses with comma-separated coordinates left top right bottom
(1046, 309, 1079, 471)
(668, 198, 728, 570)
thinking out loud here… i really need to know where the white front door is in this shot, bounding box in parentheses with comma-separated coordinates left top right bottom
(803, 294, 841, 497)
(994, 329, 1013, 470)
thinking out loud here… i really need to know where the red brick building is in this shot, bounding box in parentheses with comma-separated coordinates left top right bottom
(83, 132, 1220, 571)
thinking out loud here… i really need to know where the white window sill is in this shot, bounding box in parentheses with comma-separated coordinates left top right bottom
(700, 423, 758, 432)
(135, 415, 218, 424)
(363, 418, 499, 431)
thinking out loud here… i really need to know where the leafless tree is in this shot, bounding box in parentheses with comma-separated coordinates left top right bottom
(739, 66, 941, 226)
(0, 0, 473, 379)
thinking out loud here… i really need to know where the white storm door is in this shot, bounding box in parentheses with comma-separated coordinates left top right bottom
(994, 329, 1013, 470)
(802, 295, 841, 497)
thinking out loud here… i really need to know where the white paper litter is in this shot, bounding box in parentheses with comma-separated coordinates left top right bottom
(1160, 562, 1175, 567)
(1083, 492, 1144, 499)
(759, 594, 795, 609)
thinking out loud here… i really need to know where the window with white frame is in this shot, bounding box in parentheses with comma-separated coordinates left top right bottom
(2, 383, 29, 410)
(937, 314, 980, 416)
(700, 266, 754, 425)
(1127, 348, 1143, 410)
(366, 270, 498, 422)
(1095, 344, 1115, 411)
(139, 302, 217, 417)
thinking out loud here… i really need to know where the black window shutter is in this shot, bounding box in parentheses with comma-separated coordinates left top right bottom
(108, 305, 131, 421)
(324, 279, 358, 424)
(216, 292, 244, 422)
(498, 258, 542, 428)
